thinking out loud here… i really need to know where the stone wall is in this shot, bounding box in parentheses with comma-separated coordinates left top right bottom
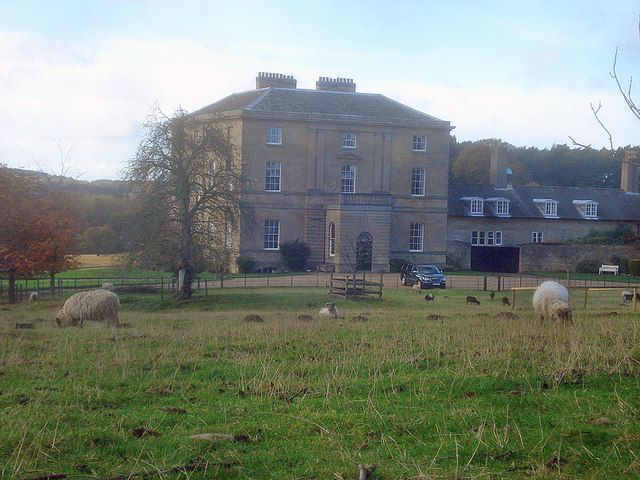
(519, 243, 639, 272)
(446, 241, 471, 270)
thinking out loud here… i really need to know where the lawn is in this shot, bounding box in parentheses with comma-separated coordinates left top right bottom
(1, 288, 639, 479)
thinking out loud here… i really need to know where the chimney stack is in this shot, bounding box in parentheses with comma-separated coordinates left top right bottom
(256, 72, 297, 89)
(316, 76, 356, 93)
(621, 149, 639, 193)
(490, 145, 511, 189)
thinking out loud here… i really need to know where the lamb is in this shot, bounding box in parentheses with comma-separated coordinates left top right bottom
(489, 291, 495, 300)
(501, 296, 511, 306)
(466, 296, 480, 305)
(319, 302, 340, 318)
(28, 291, 39, 302)
(101, 283, 115, 291)
(424, 293, 435, 301)
(412, 283, 422, 294)
(55, 289, 120, 328)
(622, 291, 638, 303)
(532, 281, 572, 325)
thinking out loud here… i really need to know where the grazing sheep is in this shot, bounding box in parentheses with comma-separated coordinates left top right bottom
(532, 281, 573, 325)
(296, 314, 313, 322)
(412, 283, 422, 294)
(424, 293, 435, 301)
(501, 296, 511, 306)
(56, 290, 120, 328)
(319, 302, 340, 318)
(622, 291, 638, 303)
(243, 314, 264, 323)
(466, 296, 480, 305)
(489, 291, 495, 300)
(101, 283, 115, 291)
(28, 291, 39, 302)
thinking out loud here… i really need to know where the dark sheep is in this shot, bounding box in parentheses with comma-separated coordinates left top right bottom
(424, 294, 435, 301)
(466, 296, 480, 305)
(501, 296, 511, 306)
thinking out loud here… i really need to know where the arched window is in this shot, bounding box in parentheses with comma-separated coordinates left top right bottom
(328, 222, 336, 256)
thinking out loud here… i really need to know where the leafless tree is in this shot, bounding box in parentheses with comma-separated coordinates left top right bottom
(125, 106, 249, 300)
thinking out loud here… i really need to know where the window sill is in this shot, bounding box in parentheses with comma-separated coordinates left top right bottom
(409, 249, 424, 253)
(265, 189, 282, 193)
(411, 194, 426, 197)
(264, 247, 280, 251)
(266, 143, 283, 146)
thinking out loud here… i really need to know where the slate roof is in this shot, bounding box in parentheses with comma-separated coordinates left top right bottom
(193, 87, 449, 126)
(449, 185, 640, 221)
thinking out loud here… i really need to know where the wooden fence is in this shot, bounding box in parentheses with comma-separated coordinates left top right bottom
(329, 273, 384, 298)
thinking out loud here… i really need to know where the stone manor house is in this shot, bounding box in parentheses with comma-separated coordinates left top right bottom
(193, 72, 452, 272)
(193, 72, 640, 273)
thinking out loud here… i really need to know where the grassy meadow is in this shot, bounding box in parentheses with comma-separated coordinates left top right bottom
(1, 287, 639, 479)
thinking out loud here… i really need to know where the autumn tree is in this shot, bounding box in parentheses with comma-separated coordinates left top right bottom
(125, 107, 248, 300)
(27, 191, 81, 295)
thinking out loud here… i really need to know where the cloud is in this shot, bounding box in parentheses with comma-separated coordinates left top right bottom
(0, 30, 637, 180)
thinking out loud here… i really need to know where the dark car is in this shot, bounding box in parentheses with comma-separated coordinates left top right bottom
(400, 264, 446, 289)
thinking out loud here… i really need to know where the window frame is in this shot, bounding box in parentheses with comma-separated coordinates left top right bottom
(411, 167, 426, 196)
(340, 133, 357, 149)
(532, 232, 544, 243)
(263, 219, 280, 250)
(340, 164, 356, 194)
(266, 126, 282, 145)
(412, 134, 427, 152)
(409, 222, 424, 252)
(544, 201, 558, 217)
(265, 161, 281, 192)
(495, 231, 503, 246)
(496, 200, 509, 216)
(470, 199, 484, 215)
(585, 202, 598, 218)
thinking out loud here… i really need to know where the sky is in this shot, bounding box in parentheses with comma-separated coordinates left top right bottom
(0, 0, 639, 180)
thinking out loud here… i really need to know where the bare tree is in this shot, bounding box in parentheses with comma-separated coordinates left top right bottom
(125, 106, 248, 300)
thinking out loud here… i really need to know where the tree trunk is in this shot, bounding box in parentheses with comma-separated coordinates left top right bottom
(8, 272, 16, 303)
(50, 271, 56, 297)
(177, 197, 194, 300)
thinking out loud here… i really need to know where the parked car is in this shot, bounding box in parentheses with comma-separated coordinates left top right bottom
(400, 264, 446, 289)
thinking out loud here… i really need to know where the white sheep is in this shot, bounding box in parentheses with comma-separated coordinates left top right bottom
(532, 281, 572, 324)
(56, 289, 120, 328)
(412, 283, 422, 294)
(319, 302, 340, 318)
(101, 283, 115, 291)
(622, 291, 634, 303)
(28, 291, 39, 302)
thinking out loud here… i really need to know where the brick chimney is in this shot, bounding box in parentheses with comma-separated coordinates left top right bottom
(316, 76, 356, 93)
(256, 72, 297, 89)
(490, 145, 511, 189)
(621, 149, 639, 193)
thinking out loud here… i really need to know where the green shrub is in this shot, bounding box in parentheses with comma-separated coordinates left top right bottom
(630, 259, 640, 277)
(574, 224, 637, 245)
(279, 240, 311, 272)
(575, 258, 601, 274)
(236, 256, 256, 274)
(619, 258, 630, 275)
(389, 258, 408, 273)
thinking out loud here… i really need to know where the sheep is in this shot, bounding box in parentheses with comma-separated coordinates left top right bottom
(532, 281, 573, 325)
(466, 296, 480, 305)
(501, 296, 511, 306)
(55, 290, 120, 328)
(424, 293, 435, 301)
(622, 291, 638, 303)
(319, 302, 340, 318)
(412, 283, 422, 294)
(101, 283, 115, 291)
(28, 291, 39, 302)
(489, 291, 495, 300)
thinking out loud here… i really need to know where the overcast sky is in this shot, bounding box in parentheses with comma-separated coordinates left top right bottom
(1, 0, 638, 179)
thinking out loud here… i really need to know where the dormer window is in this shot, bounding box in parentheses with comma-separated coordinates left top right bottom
(534, 199, 559, 218)
(470, 199, 483, 215)
(573, 200, 598, 219)
(486, 197, 510, 217)
(544, 201, 557, 217)
(461, 197, 484, 216)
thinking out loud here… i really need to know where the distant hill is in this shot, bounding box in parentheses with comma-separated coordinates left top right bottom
(8, 168, 125, 196)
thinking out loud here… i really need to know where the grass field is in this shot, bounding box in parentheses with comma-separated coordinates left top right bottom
(1, 288, 639, 479)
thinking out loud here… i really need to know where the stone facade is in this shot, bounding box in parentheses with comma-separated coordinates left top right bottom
(195, 73, 452, 273)
(519, 244, 640, 272)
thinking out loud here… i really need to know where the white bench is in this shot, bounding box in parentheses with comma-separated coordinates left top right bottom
(598, 264, 619, 275)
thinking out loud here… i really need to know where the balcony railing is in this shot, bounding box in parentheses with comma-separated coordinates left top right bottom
(339, 193, 394, 206)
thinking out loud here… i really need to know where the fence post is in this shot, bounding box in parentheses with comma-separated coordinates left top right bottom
(205, 277, 208, 296)
(511, 289, 516, 310)
(583, 288, 589, 308)
(634, 286, 637, 311)
(379, 273, 383, 298)
(267, 271, 270, 287)
(290, 273, 293, 287)
(244, 273, 247, 288)
(483, 276, 487, 291)
(220, 273, 224, 289)
(160, 277, 164, 300)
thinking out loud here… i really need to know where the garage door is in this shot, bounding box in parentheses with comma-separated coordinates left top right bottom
(470, 246, 520, 273)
